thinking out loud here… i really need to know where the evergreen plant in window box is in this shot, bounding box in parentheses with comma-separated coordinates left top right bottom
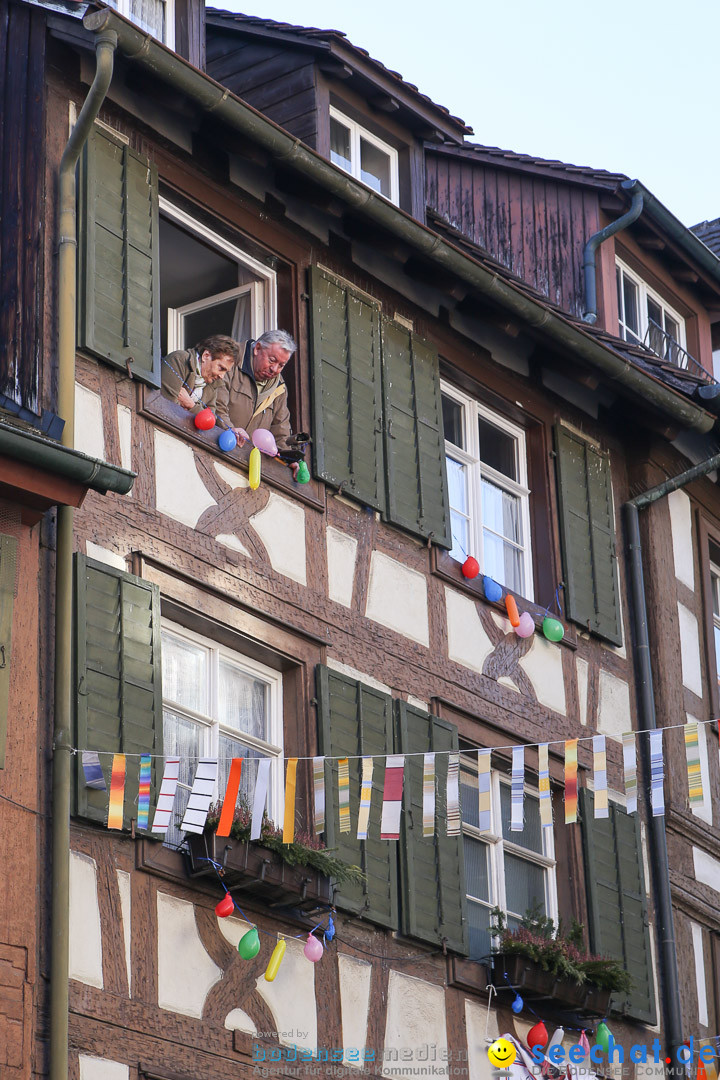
(186, 806, 364, 913)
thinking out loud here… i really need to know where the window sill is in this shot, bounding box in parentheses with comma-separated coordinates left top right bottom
(431, 548, 577, 650)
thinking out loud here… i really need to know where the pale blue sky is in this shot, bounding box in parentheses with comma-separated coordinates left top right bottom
(212, 0, 718, 228)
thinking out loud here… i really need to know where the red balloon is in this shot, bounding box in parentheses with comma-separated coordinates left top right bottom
(461, 556, 480, 579)
(194, 408, 216, 431)
(527, 1021, 548, 1051)
(215, 893, 234, 918)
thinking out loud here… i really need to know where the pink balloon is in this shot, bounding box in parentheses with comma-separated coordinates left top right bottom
(252, 428, 278, 456)
(303, 933, 323, 963)
(515, 611, 535, 638)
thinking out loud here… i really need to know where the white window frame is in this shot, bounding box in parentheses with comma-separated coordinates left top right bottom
(329, 105, 399, 205)
(111, 0, 175, 48)
(709, 559, 720, 692)
(615, 257, 686, 355)
(462, 762, 558, 958)
(161, 620, 284, 828)
(441, 380, 534, 600)
(160, 198, 276, 352)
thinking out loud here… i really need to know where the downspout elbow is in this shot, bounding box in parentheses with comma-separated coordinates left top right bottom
(582, 181, 643, 324)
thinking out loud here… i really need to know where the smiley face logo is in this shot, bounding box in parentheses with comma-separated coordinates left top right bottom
(488, 1038, 517, 1068)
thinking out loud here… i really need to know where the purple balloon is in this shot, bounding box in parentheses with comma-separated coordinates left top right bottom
(252, 428, 278, 456)
(515, 611, 535, 638)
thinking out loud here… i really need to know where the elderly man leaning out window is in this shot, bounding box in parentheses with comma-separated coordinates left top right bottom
(161, 334, 240, 415)
(215, 330, 297, 452)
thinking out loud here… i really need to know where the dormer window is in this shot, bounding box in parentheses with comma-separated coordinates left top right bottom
(108, 0, 175, 47)
(329, 106, 399, 204)
(616, 258, 686, 366)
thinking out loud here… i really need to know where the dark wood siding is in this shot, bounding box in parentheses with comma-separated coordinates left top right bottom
(205, 32, 319, 148)
(0, 0, 45, 415)
(426, 152, 601, 318)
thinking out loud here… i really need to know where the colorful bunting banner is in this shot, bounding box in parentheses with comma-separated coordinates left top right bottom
(181, 758, 218, 834)
(380, 755, 405, 840)
(137, 754, 152, 830)
(422, 753, 436, 837)
(511, 746, 524, 831)
(283, 758, 298, 843)
(338, 758, 351, 834)
(649, 729, 665, 816)
(217, 758, 243, 838)
(82, 751, 107, 791)
(564, 740, 578, 824)
(447, 753, 460, 836)
(313, 756, 325, 835)
(250, 758, 271, 840)
(107, 753, 126, 830)
(151, 757, 180, 834)
(538, 744, 552, 828)
(685, 722, 705, 808)
(477, 750, 491, 833)
(622, 732, 637, 814)
(357, 756, 374, 840)
(592, 735, 608, 819)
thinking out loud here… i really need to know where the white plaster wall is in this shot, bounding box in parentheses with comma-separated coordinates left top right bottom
(116, 404, 132, 474)
(154, 429, 216, 528)
(326, 527, 358, 607)
(116, 869, 132, 995)
(69, 851, 103, 988)
(326, 658, 392, 695)
(250, 493, 307, 585)
(215, 533, 250, 555)
(382, 971, 447, 1078)
(693, 847, 720, 893)
(677, 604, 703, 697)
(85, 542, 126, 571)
(74, 383, 105, 461)
(338, 954, 372, 1066)
(365, 552, 429, 646)
(255, 936, 317, 1051)
(518, 636, 566, 715)
(576, 657, 589, 725)
(465, 999, 497, 1080)
(668, 489, 695, 590)
(597, 670, 632, 739)
(157, 892, 222, 1017)
(689, 715, 712, 825)
(215, 461, 249, 489)
(225, 1008, 258, 1034)
(407, 695, 428, 710)
(79, 1057, 129, 1080)
(445, 587, 494, 673)
(691, 920, 709, 1027)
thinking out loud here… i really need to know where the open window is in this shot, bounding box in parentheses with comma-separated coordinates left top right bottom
(329, 106, 399, 205)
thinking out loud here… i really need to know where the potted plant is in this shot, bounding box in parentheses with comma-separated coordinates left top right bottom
(186, 805, 364, 913)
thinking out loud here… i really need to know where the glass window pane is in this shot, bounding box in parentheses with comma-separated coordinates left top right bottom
(446, 455, 468, 515)
(647, 297, 662, 327)
(714, 624, 720, 673)
(504, 852, 546, 919)
(483, 532, 524, 594)
(460, 769, 479, 829)
(467, 899, 492, 960)
(442, 394, 464, 447)
(499, 786, 543, 853)
(218, 735, 267, 814)
(360, 138, 391, 198)
(463, 836, 490, 902)
(330, 118, 352, 173)
(622, 275, 639, 338)
(219, 661, 268, 741)
(129, 0, 165, 40)
(450, 510, 469, 563)
(481, 481, 521, 545)
(183, 296, 246, 350)
(163, 710, 202, 848)
(478, 416, 517, 479)
(616, 267, 623, 320)
(161, 633, 208, 713)
(712, 573, 720, 616)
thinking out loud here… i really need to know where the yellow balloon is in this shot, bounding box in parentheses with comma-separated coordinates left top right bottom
(264, 937, 286, 982)
(249, 446, 261, 490)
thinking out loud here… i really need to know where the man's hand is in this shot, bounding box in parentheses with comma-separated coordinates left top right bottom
(231, 426, 250, 447)
(177, 387, 194, 410)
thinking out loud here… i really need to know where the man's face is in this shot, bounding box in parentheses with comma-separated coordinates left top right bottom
(200, 351, 234, 382)
(252, 342, 292, 381)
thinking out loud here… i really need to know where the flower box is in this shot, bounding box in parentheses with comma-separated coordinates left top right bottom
(493, 953, 612, 1017)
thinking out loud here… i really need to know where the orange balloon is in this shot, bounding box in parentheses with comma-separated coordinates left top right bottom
(505, 594, 520, 627)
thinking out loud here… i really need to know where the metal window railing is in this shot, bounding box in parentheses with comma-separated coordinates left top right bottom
(644, 317, 705, 377)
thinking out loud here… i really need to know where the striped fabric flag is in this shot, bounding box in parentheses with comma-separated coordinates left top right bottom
(649, 730, 665, 816)
(622, 732, 637, 814)
(250, 758, 271, 840)
(151, 757, 180, 834)
(217, 758, 243, 837)
(107, 753, 126, 830)
(82, 751, 107, 791)
(564, 739, 578, 824)
(283, 758, 298, 843)
(477, 750, 491, 833)
(137, 754, 152, 830)
(538, 744, 552, 828)
(685, 722, 705, 808)
(380, 755, 405, 840)
(181, 759, 218, 834)
(313, 756, 325, 835)
(511, 746, 524, 831)
(593, 735, 609, 819)
(357, 757, 374, 840)
(338, 758, 351, 834)
(447, 753, 461, 836)
(422, 753, 435, 837)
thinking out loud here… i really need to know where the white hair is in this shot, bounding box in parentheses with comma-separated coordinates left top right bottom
(256, 329, 297, 355)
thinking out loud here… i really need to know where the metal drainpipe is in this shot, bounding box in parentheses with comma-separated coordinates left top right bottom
(624, 450, 720, 1075)
(582, 179, 644, 323)
(51, 28, 117, 1080)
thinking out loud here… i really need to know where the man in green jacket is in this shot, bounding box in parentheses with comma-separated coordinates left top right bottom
(216, 330, 296, 451)
(161, 334, 240, 414)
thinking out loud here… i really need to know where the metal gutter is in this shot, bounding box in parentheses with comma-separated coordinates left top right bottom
(582, 180, 644, 323)
(79, 5, 716, 436)
(0, 419, 135, 495)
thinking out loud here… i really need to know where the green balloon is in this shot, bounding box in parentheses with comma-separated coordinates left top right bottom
(238, 926, 261, 959)
(296, 460, 310, 484)
(594, 1022, 611, 1055)
(542, 616, 565, 642)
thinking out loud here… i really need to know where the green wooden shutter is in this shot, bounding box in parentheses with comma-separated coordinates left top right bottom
(309, 266, 385, 510)
(74, 555, 163, 828)
(397, 702, 468, 953)
(0, 534, 18, 769)
(580, 788, 656, 1023)
(316, 665, 398, 928)
(382, 320, 451, 547)
(79, 125, 160, 386)
(555, 425, 622, 644)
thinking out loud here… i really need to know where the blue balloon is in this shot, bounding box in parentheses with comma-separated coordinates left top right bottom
(511, 994, 524, 1014)
(326, 915, 335, 941)
(218, 428, 237, 453)
(483, 576, 503, 603)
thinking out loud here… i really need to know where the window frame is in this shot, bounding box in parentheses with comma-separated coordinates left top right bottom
(615, 257, 686, 358)
(329, 105, 400, 205)
(111, 0, 176, 48)
(699, 514, 720, 719)
(441, 379, 534, 601)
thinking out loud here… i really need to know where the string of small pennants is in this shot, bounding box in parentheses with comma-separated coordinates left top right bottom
(80, 717, 713, 838)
